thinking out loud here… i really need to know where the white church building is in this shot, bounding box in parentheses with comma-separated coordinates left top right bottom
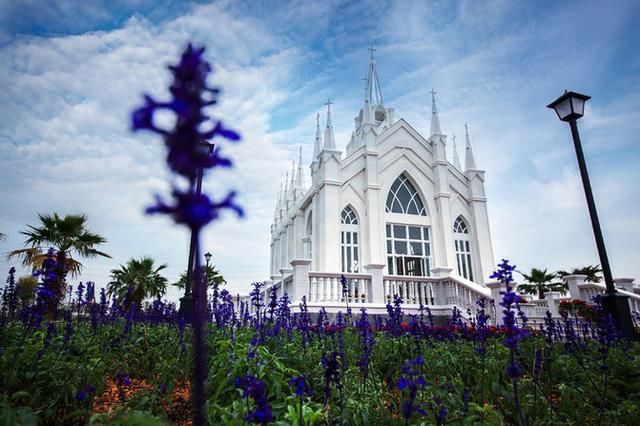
(252, 51, 640, 319)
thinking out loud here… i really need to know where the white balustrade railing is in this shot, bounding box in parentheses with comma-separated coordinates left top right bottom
(578, 282, 640, 313)
(308, 272, 371, 303)
(382, 275, 489, 308)
(383, 276, 439, 305)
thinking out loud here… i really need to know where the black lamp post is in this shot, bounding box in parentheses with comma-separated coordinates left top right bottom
(179, 142, 215, 319)
(204, 252, 212, 285)
(547, 90, 635, 337)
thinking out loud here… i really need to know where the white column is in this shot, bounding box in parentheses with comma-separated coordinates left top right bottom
(290, 259, 311, 303)
(564, 275, 587, 300)
(545, 291, 560, 317)
(364, 263, 385, 304)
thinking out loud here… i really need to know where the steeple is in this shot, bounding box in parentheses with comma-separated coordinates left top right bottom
(281, 171, 289, 210)
(312, 112, 322, 162)
(295, 146, 305, 191)
(365, 46, 383, 106)
(429, 88, 442, 137)
(452, 134, 461, 170)
(323, 99, 336, 150)
(464, 123, 477, 170)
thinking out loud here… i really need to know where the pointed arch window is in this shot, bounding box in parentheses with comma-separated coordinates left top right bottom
(304, 211, 313, 262)
(453, 216, 473, 281)
(385, 175, 427, 216)
(341, 206, 359, 273)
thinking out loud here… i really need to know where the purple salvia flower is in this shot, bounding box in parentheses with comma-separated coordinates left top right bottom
(235, 375, 274, 424)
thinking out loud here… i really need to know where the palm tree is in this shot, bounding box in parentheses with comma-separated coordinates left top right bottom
(518, 268, 566, 299)
(557, 265, 602, 283)
(107, 257, 168, 307)
(6, 213, 110, 300)
(16, 275, 38, 307)
(173, 264, 226, 290)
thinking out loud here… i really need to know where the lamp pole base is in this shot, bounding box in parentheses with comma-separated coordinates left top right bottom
(600, 291, 637, 339)
(179, 295, 194, 321)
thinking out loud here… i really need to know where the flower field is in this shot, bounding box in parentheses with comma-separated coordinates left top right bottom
(2, 265, 640, 425)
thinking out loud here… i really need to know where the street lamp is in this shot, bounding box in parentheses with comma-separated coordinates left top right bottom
(179, 142, 215, 319)
(204, 252, 212, 286)
(547, 90, 635, 337)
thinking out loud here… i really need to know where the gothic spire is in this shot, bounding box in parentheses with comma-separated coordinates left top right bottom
(464, 123, 477, 170)
(282, 171, 289, 207)
(274, 180, 282, 222)
(295, 146, 305, 190)
(323, 98, 336, 150)
(312, 112, 322, 161)
(361, 74, 372, 124)
(429, 88, 442, 137)
(288, 161, 295, 200)
(365, 46, 383, 106)
(452, 133, 461, 170)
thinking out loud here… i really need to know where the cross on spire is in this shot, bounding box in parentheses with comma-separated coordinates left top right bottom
(368, 46, 376, 60)
(429, 88, 437, 97)
(324, 98, 333, 108)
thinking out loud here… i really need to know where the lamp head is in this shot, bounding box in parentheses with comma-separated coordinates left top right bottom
(547, 90, 591, 122)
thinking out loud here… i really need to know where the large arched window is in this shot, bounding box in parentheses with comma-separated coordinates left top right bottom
(453, 216, 473, 281)
(385, 174, 427, 215)
(385, 174, 431, 276)
(341, 206, 359, 273)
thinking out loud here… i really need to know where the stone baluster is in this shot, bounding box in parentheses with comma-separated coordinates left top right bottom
(309, 277, 317, 302)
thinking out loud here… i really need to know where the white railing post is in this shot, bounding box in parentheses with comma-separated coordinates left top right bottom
(431, 267, 453, 305)
(485, 280, 503, 304)
(564, 274, 587, 300)
(289, 260, 309, 303)
(364, 264, 385, 304)
(614, 278, 635, 293)
(545, 291, 560, 317)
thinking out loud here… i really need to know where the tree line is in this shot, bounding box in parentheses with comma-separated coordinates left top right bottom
(2, 213, 225, 308)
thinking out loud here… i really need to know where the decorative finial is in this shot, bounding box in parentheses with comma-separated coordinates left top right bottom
(452, 133, 461, 170)
(464, 122, 477, 170)
(429, 88, 442, 137)
(323, 99, 336, 150)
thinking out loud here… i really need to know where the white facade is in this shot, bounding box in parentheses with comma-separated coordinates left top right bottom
(269, 52, 495, 292)
(243, 52, 640, 321)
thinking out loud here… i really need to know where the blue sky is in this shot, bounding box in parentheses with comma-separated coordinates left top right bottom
(1, 0, 639, 299)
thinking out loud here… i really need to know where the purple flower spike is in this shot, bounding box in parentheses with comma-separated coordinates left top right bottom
(147, 189, 243, 229)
